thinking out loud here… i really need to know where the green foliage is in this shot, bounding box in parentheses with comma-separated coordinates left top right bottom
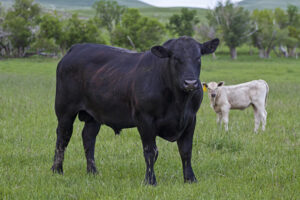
(287, 5, 300, 26)
(167, 8, 199, 37)
(252, 6, 300, 58)
(3, 0, 41, 56)
(207, 0, 252, 59)
(35, 13, 108, 53)
(64, 14, 107, 48)
(274, 8, 289, 28)
(39, 13, 62, 41)
(251, 9, 280, 58)
(93, 0, 126, 33)
(111, 8, 166, 51)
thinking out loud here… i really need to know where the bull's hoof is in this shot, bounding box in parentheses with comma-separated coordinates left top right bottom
(184, 177, 197, 183)
(51, 164, 63, 174)
(144, 177, 157, 186)
(87, 164, 98, 174)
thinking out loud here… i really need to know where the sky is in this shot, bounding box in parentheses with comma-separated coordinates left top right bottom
(139, 0, 243, 9)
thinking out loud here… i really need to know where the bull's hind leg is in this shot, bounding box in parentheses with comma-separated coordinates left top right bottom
(52, 113, 77, 174)
(79, 111, 101, 174)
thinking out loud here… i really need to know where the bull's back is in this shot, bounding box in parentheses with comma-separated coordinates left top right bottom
(55, 43, 142, 127)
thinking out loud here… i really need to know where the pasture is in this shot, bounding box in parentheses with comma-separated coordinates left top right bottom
(0, 55, 299, 199)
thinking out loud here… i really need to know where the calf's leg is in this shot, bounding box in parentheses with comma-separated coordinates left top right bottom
(81, 119, 101, 174)
(253, 108, 260, 133)
(221, 109, 229, 132)
(216, 112, 222, 129)
(177, 117, 197, 183)
(260, 109, 267, 131)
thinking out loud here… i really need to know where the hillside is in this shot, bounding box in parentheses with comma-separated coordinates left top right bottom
(238, 0, 300, 10)
(0, 0, 152, 9)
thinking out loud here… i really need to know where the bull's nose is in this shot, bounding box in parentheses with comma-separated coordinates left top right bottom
(211, 94, 216, 98)
(183, 79, 199, 91)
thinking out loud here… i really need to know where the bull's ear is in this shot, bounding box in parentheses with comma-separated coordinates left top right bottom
(151, 46, 172, 58)
(218, 81, 225, 87)
(202, 82, 208, 88)
(201, 38, 219, 55)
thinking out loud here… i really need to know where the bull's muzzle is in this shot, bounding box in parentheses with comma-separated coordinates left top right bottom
(183, 79, 199, 92)
(211, 94, 216, 98)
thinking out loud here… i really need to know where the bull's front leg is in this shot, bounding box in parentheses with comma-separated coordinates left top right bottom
(137, 115, 158, 186)
(177, 117, 197, 183)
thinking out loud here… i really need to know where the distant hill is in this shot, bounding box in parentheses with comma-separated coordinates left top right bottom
(238, 0, 300, 10)
(0, 0, 152, 9)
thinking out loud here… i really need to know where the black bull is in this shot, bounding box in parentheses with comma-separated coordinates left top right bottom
(51, 36, 219, 185)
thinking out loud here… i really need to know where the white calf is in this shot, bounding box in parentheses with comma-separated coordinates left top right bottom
(202, 80, 269, 132)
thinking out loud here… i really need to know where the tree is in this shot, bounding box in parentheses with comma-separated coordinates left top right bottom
(3, 0, 40, 57)
(286, 5, 300, 57)
(33, 13, 64, 54)
(194, 23, 218, 58)
(35, 13, 108, 54)
(64, 14, 108, 49)
(111, 8, 166, 51)
(0, 3, 11, 57)
(252, 9, 289, 58)
(93, 0, 126, 33)
(167, 8, 199, 37)
(207, 0, 252, 59)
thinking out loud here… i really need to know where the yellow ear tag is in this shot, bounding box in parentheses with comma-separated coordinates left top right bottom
(203, 85, 207, 92)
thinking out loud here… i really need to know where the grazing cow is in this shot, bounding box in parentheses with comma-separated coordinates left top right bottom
(51, 36, 219, 185)
(202, 80, 269, 132)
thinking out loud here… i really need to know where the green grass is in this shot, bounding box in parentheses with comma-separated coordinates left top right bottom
(0, 54, 300, 199)
(69, 7, 208, 23)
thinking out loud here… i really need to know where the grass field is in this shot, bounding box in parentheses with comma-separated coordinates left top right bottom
(0, 53, 300, 199)
(70, 7, 208, 23)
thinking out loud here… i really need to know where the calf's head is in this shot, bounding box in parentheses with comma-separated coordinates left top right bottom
(202, 81, 225, 99)
(151, 36, 219, 93)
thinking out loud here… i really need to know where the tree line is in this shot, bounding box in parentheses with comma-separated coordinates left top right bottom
(0, 0, 299, 59)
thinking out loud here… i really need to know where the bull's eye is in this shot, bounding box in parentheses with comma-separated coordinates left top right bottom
(173, 56, 182, 64)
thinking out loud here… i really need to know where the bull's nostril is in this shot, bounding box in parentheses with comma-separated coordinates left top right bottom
(184, 80, 197, 85)
(211, 94, 216, 98)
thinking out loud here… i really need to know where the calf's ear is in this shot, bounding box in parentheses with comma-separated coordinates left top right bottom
(202, 82, 208, 88)
(201, 38, 220, 55)
(151, 46, 172, 58)
(218, 81, 225, 87)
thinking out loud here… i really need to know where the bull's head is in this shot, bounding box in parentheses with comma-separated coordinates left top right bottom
(151, 36, 219, 93)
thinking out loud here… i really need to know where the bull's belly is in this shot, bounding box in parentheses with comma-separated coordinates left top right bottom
(156, 115, 193, 142)
(85, 104, 136, 128)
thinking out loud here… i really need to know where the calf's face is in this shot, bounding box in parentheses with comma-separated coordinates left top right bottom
(202, 81, 225, 99)
(151, 37, 219, 93)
